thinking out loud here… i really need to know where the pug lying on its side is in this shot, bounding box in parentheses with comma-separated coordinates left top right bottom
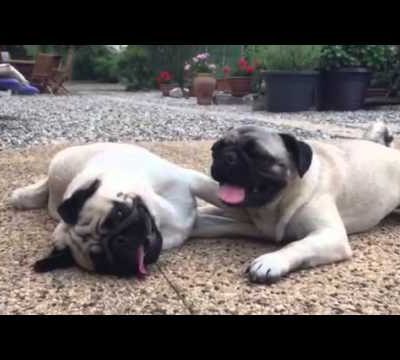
(11, 143, 222, 277)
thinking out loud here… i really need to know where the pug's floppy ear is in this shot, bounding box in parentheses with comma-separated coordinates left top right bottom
(211, 139, 225, 153)
(58, 179, 101, 225)
(280, 133, 313, 178)
(33, 247, 74, 273)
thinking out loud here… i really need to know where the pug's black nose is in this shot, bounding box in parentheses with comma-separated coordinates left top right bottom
(224, 152, 237, 166)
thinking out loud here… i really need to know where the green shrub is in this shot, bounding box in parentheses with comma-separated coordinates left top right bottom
(320, 45, 397, 72)
(93, 55, 119, 83)
(117, 46, 155, 91)
(72, 46, 117, 81)
(247, 45, 322, 71)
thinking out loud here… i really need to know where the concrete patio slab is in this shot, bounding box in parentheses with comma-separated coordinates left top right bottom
(1, 141, 400, 315)
(160, 224, 400, 315)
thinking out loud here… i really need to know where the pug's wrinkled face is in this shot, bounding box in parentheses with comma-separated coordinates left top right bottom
(34, 179, 163, 277)
(211, 126, 313, 208)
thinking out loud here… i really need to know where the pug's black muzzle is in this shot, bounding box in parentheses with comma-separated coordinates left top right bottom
(91, 207, 163, 277)
(211, 148, 287, 208)
(211, 149, 253, 188)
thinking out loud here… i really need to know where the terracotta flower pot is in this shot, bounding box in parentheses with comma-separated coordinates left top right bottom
(228, 77, 252, 97)
(159, 83, 175, 97)
(216, 78, 231, 93)
(193, 73, 216, 105)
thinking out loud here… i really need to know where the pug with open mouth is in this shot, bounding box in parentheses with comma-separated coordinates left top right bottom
(11, 143, 222, 277)
(193, 124, 400, 284)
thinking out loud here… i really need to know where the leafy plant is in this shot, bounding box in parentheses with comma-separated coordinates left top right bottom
(117, 46, 155, 91)
(71, 46, 120, 82)
(184, 53, 217, 75)
(93, 55, 119, 83)
(247, 45, 322, 71)
(230, 58, 255, 76)
(320, 45, 397, 72)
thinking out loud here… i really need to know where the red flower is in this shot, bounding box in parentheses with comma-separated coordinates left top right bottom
(246, 66, 255, 75)
(157, 71, 172, 84)
(223, 66, 231, 75)
(238, 58, 249, 71)
(161, 71, 172, 82)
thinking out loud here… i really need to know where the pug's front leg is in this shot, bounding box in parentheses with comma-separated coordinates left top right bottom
(247, 227, 352, 284)
(248, 201, 353, 284)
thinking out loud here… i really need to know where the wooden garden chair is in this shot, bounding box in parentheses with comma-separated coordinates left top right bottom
(30, 53, 63, 94)
(47, 59, 73, 95)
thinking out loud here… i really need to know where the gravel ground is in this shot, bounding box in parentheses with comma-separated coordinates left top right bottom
(1, 82, 400, 149)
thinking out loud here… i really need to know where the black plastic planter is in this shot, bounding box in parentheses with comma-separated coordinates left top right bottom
(317, 68, 371, 111)
(262, 71, 319, 112)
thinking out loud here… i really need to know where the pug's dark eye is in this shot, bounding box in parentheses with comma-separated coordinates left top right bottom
(114, 203, 131, 218)
(103, 202, 131, 229)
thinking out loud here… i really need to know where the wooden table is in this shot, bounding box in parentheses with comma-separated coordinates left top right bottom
(8, 60, 35, 80)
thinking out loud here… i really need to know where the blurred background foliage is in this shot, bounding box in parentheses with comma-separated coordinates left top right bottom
(1, 45, 399, 93)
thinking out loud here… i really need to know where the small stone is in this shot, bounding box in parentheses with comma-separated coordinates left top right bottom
(213, 93, 244, 105)
(252, 94, 267, 111)
(242, 94, 254, 105)
(169, 88, 183, 98)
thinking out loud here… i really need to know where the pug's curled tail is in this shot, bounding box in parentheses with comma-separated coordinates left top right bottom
(363, 121, 394, 148)
(10, 177, 49, 210)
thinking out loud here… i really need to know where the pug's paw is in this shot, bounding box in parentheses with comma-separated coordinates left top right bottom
(246, 252, 290, 284)
(10, 188, 26, 209)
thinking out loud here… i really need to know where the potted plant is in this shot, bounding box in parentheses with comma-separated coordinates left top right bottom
(256, 45, 321, 112)
(227, 58, 255, 97)
(216, 66, 232, 93)
(156, 71, 176, 96)
(185, 53, 217, 105)
(318, 45, 397, 111)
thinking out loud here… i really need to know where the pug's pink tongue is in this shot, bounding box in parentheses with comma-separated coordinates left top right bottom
(218, 185, 246, 204)
(136, 245, 147, 276)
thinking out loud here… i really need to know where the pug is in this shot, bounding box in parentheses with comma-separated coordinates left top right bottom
(193, 124, 400, 284)
(11, 142, 221, 277)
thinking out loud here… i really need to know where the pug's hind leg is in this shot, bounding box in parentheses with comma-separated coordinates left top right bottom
(10, 177, 49, 210)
